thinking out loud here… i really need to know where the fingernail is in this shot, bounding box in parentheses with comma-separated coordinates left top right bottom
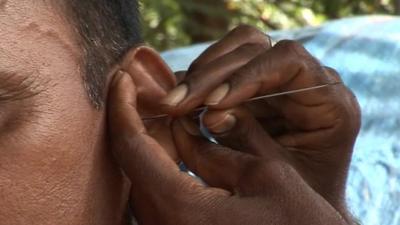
(111, 70, 126, 88)
(179, 118, 201, 136)
(208, 114, 236, 134)
(205, 83, 230, 106)
(161, 84, 188, 106)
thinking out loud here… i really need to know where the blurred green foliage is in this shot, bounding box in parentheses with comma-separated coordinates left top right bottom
(140, 0, 399, 51)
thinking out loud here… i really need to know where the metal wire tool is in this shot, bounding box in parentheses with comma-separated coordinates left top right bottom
(141, 81, 342, 121)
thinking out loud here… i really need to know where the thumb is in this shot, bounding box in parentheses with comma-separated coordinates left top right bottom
(108, 70, 144, 141)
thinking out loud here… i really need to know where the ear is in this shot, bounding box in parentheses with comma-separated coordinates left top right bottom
(110, 46, 179, 162)
(119, 45, 177, 117)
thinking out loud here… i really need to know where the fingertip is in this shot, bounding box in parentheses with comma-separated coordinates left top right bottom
(204, 83, 230, 106)
(203, 110, 237, 135)
(108, 70, 146, 137)
(205, 83, 260, 110)
(160, 84, 188, 107)
(109, 70, 137, 107)
(110, 70, 125, 88)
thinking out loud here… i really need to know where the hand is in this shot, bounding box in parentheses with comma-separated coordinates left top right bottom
(160, 25, 361, 219)
(107, 71, 351, 225)
(138, 71, 188, 163)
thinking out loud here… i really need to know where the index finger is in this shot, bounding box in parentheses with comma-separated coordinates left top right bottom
(204, 40, 342, 109)
(188, 25, 272, 73)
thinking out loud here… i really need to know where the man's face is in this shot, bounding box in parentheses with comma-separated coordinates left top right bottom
(0, 1, 129, 224)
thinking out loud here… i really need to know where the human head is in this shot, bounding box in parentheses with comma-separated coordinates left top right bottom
(0, 1, 175, 224)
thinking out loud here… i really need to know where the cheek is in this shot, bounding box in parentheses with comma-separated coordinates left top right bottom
(0, 4, 129, 223)
(0, 68, 108, 222)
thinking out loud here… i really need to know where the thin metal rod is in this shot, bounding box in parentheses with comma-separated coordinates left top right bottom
(142, 82, 342, 121)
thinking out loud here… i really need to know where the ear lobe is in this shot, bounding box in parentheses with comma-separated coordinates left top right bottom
(120, 46, 177, 116)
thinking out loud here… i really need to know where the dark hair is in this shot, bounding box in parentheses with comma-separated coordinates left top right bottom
(64, 0, 142, 108)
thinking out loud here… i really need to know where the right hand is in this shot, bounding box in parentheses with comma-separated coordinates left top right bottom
(107, 71, 353, 225)
(160, 25, 361, 219)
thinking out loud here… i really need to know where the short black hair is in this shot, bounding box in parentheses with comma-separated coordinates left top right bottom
(64, 0, 142, 108)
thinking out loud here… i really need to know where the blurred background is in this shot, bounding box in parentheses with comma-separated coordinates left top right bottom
(140, 0, 400, 50)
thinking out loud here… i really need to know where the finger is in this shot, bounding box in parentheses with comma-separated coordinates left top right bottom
(271, 97, 341, 131)
(172, 118, 259, 191)
(188, 25, 272, 73)
(203, 40, 341, 109)
(107, 71, 203, 200)
(262, 67, 348, 132)
(161, 43, 268, 116)
(244, 101, 291, 136)
(201, 107, 283, 158)
(244, 101, 280, 119)
(256, 117, 291, 137)
(108, 71, 144, 138)
(276, 85, 361, 149)
(175, 70, 187, 83)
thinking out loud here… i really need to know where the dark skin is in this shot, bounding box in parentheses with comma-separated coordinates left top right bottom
(108, 25, 361, 224)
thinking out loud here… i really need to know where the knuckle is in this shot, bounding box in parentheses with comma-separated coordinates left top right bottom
(275, 39, 305, 53)
(326, 85, 361, 143)
(274, 40, 313, 64)
(342, 87, 362, 128)
(229, 68, 255, 89)
(234, 24, 259, 34)
(274, 40, 316, 71)
(233, 24, 270, 46)
(324, 66, 339, 76)
(275, 40, 331, 84)
(323, 66, 343, 83)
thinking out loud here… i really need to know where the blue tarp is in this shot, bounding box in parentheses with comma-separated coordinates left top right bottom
(162, 16, 400, 225)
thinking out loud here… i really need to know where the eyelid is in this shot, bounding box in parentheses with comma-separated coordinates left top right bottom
(0, 71, 45, 102)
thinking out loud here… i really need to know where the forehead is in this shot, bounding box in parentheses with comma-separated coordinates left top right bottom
(1, 0, 60, 27)
(0, 0, 79, 73)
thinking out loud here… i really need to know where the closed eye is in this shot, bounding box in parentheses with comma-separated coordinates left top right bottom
(0, 71, 46, 102)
